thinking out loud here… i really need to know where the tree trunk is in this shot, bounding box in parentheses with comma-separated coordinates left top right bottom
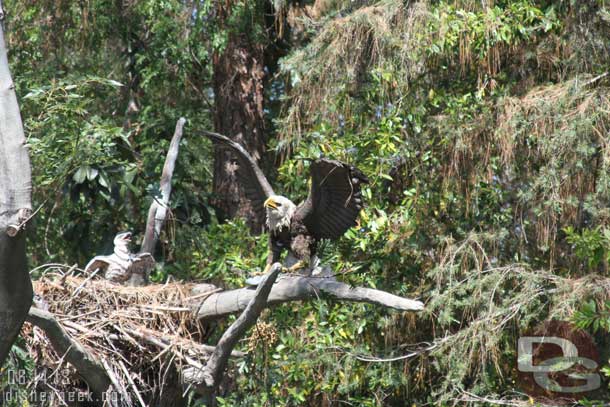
(0, 2, 33, 365)
(211, 3, 267, 233)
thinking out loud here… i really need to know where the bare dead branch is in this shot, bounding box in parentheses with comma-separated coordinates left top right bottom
(184, 264, 282, 391)
(193, 272, 424, 320)
(141, 117, 186, 254)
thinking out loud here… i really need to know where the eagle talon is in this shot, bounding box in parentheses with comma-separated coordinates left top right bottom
(250, 267, 266, 276)
(286, 261, 308, 273)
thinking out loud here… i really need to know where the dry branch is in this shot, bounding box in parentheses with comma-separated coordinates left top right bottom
(141, 117, 186, 254)
(121, 326, 245, 358)
(194, 273, 425, 320)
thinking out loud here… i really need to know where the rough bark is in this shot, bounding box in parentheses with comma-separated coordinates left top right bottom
(212, 3, 267, 233)
(194, 274, 425, 321)
(0, 1, 34, 366)
(141, 117, 186, 255)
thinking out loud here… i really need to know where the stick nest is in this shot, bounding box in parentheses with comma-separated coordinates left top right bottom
(23, 270, 219, 405)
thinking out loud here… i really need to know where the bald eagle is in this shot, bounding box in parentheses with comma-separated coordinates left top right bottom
(85, 232, 155, 286)
(202, 131, 368, 280)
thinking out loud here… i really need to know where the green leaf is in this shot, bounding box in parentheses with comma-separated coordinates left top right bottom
(86, 167, 99, 181)
(73, 166, 88, 184)
(98, 172, 110, 189)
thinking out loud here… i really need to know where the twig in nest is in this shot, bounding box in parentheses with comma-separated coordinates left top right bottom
(102, 358, 130, 405)
(118, 360, 146, 407)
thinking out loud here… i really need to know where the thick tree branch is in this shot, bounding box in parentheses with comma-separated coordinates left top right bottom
(193, 273, 425, 320)
(0, 0, 33, 365)
(141, 117, 186, 254)
(26, 308, 112, 398)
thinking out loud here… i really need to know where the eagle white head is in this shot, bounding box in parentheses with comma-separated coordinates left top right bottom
(264, 195, 296, 231)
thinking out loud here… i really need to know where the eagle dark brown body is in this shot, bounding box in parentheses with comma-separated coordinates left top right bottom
(267, 211, 316, 273)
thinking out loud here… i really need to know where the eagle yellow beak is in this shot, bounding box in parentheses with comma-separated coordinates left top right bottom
(264, 197, 278, 209)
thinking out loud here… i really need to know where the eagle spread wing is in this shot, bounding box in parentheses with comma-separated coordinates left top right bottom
(84, 256, 112, 274)
(132, 253, 155, 273)
(295, 159, 369, 239)
(202, 130, 274, 221)
(129, 253, 156, 286)
(85, 255, 129, 283)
